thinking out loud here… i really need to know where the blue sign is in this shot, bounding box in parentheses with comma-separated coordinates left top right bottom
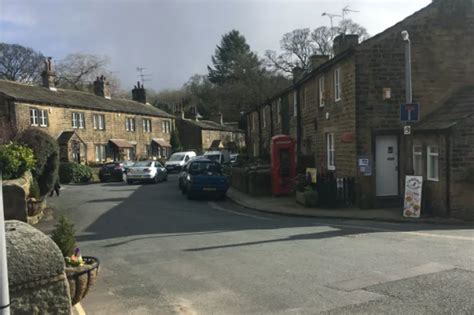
(400, 103, 420, 122)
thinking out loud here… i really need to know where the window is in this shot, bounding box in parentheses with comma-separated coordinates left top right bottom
(277, 98, 281, 123)
(293, 91, 297, 117)
(92, 114, 105, 130)
(427, 146, 439, 181)
(413, 145, 422, 176)
(95, 144, 106, 162)
(326, 133, 335, 170)
(30, 108, 38, 126)
(334, 68, 341, 101)
(72, 112, 85, 129)
(143, 119, 152, 133)
(262, 108, 266, 128)
(125, 117, 136, 131)
(319, 76, 325, 107)
(162, 120, 171, 133)
(30, 108, 48, 127)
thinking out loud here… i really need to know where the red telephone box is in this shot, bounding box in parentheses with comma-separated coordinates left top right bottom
(271, 135, 296, 196)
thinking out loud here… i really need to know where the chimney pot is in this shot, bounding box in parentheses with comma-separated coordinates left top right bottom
(93, 75, 111, 98)
(132, 81, 147, 103)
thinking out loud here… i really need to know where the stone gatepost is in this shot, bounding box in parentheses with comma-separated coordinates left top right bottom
(5, 220, 71, 314)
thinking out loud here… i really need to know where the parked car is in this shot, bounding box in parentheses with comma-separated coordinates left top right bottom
(182, 158, 229, 199)
(126, 161, 167, 184)
(230, 154, 239, 165)
(203, 150, 231, 164)
(99, 162, 132, 182)
(178, 156, 203, 192)
(165, 151, 196, 172)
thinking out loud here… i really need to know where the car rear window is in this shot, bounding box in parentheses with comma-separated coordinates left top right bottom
(134, 161, 152, 167)
(189, 161, 222, 175)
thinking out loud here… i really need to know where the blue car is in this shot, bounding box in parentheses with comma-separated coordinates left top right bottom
(182, 159, 229, 200)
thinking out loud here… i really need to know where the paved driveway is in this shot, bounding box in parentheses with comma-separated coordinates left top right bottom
(47, 175, 474, 314)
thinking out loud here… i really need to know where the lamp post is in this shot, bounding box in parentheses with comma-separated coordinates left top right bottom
(401, 30, 414, 175)
(0, 173, 10, 315)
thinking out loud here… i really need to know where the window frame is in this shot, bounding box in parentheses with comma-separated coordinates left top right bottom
(334, 68, 341, 102)
(72, 112, 85, 129)
(30, 108, 39, 126)
(126, 117, 136, 132)
(427, 146, 439, 181)
(94, 144, 106, 162)
(143, 118, 152, 133)
(319, 76, 325, 107)
(93, 114, 105, 130)
(413, 145, 423, 176)
(38, 109, 48, 127)
(326, 133, 335, 171)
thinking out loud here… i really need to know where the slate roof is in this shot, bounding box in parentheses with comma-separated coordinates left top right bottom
(0, 79, 174, 118)
(109, 139, 134, 148)
(414, 86, 474, 131)
(180, 118, 244, 133)
(152, 138, 171, 147)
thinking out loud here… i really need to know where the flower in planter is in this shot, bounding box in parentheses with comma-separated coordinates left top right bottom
(65, 247, 84, 267)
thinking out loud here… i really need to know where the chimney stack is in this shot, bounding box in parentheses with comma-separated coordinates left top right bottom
(41, 57, 57, 91)
(333, 34, 359, 56)
(310, 55, 329, 70)
(132, 81, 147, 103)
(292, 66, 303, 83)
(93, 75, 111, 99)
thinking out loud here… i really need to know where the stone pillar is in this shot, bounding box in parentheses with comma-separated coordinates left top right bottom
(5, 220, 71, 314)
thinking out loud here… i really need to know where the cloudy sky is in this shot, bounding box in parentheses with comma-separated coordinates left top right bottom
(1, 0, 431, 91)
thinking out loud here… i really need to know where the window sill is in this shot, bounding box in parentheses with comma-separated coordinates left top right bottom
(427, 177, 439, 182)
(327, 166, 336, 171)
(335, 98, 341, 103)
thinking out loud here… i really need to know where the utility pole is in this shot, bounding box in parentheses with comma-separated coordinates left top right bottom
(401, 30, 414, 175)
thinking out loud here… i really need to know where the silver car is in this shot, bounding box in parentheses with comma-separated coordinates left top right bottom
(126, 161, 168, 184)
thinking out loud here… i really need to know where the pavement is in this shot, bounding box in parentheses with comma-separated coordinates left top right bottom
(36, 175, 474, 314)
(227, 188, 470, 225)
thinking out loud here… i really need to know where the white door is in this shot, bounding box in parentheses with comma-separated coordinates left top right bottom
(376, 135, 398, 196)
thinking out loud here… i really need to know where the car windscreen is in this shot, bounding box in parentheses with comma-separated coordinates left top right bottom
(134, 161, 152, 167)
(188, 161, 222, 175)
(205, 154, 220, 162)
(169, 154, 185, 162)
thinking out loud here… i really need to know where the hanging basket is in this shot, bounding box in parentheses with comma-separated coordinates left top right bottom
(65, 256, 100, 306)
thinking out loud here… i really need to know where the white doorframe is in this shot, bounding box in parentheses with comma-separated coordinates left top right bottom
(375, 135, 399, 196)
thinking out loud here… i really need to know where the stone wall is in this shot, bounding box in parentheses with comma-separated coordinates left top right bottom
(6, 220, 71, 314)
(2, 171, 32, 222)
(13, 102, 173, 162)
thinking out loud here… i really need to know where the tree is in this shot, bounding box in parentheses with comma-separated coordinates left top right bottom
(0, 43, 45, 83)
(56, 53, 121, 95)
(207, 30, 261, 85)
(170, 128, 182, 153)
(266, 19, 370, 74)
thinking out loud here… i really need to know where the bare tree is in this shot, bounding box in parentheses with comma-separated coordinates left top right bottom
(56, 53, 121, 94)
(266, 19, 370, 75)
(0, 43, 44, 83)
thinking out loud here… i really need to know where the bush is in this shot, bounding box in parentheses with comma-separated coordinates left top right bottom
(17, 129, 59, 196)
(0, 143, 35, 180)
(59, 162, 93, 184)
(51, 215, 76, 257)
(29, 177, 41, 199)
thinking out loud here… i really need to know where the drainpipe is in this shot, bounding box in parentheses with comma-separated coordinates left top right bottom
(445, 132, 451, 214)
(269, 99, 274, 138)
(257, 106, 262, 156)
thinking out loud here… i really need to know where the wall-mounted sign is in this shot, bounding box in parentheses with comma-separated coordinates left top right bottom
(305, 168, 317, 183)
(341, 132, 354, 143)
(400, 103, 420, 122)
(404, 125, 412, 135)
(358, 156, 372, 176)
(403, 176, 423, 218)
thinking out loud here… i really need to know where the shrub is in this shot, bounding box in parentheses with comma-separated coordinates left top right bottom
(59, 162, 93, 184)
(29, 177, 41, 199)
(17, 129, 59, 196)
(0, 143, 35, 180)
(51, 215, 76, 257)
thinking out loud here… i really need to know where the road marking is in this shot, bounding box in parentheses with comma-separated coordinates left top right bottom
(74, 303, 86, 315)
(325, 223, 474, 241)
(208, 202, 270, 220)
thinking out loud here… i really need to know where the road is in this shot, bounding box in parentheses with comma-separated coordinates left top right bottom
(46, 175, 474, 314)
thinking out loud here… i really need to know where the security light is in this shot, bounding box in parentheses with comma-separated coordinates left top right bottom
(401, 30, 410, 41)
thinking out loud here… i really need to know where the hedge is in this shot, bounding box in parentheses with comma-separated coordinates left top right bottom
(18, 129, 59, 196)
(59, 162, 93, 184)
(0, 143, 35, 180)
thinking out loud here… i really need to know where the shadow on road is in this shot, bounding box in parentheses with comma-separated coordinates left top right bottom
(75, 182, 473, 249)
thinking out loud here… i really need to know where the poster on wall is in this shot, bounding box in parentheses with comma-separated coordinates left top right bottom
(305, 168, 317, 183)
(403, 176, 423, 218)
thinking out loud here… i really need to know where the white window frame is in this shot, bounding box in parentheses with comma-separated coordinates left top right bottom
(30, 108, 39, 126)
(162, 120, 170, 133)
(334, 68, 341, 102)
(95, 144, 106, 162)
(38, 109, 48, 127)
(262, 108, 266, 128)
(319, 76, 325, 107)
(277, 98, 281, 123)
(413, 145, 422, 176)
(326, 133, 335, 170)
(93, 114, 105, 130)
(72, 112, 85, 129)
(143, 119, 152, 133)
(126, 117, 135, 132)
(293, 91, 297, 117)
(427, 146, 439, 181)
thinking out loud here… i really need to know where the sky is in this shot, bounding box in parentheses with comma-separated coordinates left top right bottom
(0, 0, 431, 91)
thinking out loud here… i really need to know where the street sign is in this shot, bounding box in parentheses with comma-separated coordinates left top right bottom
(404, 125, 411, 135)
(400, 103, 420, 122)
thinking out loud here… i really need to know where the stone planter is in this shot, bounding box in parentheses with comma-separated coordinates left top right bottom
(27, 198, 44, 217)
(296, 190, 319, 207)
(65, 256, 100, 305)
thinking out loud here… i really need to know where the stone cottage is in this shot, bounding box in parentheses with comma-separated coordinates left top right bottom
(0, 62, 175, 163)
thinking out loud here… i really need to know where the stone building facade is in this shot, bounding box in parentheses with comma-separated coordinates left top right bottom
(246, 0, 474, 218)
(0, 69, 175, 163)
(176, 113, 245, 154)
